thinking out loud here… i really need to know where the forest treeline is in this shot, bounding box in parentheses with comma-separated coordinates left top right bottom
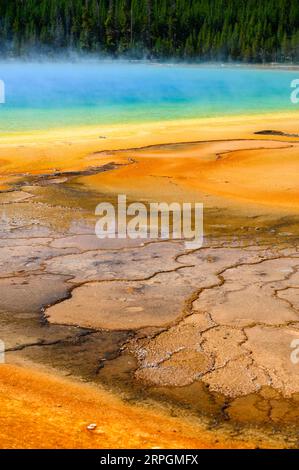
(0, 0, 298, 62)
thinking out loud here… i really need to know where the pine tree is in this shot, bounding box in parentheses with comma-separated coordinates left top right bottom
(0, 0, 298, 62)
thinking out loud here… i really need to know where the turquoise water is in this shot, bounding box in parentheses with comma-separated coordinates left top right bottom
(0, 62, 298, 132)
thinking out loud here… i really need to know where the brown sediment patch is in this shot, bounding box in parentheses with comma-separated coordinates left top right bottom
(44, 241, 186, 283)
(136, 349, 213, 387)
(277, 287, 299, 313)
(45, 275, 191, 330)
(0, 190, 34, 204)
(255, 130, 299, 138)
(0, 274, 70, 314)
(226, 387, 299, 427)
(49, 234, 149, 251)
(0, 243, 78, 277)
(244, 326, 299, 397)
(194, 257, 299, 327)
(44, 245, 277, 330)
(22, 161, 132, 188)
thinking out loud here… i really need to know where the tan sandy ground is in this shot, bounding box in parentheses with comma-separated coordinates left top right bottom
(0, 364, 258, 449)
